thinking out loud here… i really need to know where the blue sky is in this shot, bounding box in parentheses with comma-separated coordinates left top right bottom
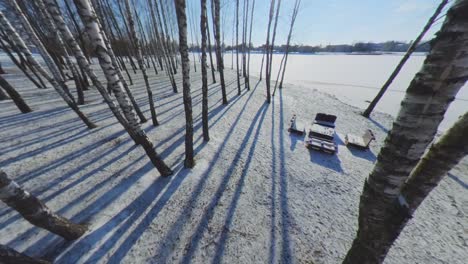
(186, 0, 451, 46)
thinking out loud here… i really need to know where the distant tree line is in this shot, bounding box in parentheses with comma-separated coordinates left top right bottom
(186, 40, 431, 53)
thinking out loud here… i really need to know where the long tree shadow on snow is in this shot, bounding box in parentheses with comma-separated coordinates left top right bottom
(151, 81, 262, 263)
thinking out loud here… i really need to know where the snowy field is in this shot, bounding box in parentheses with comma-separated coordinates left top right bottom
(0, 55, 467, 263)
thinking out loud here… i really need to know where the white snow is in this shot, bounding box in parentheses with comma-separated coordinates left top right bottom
(0, 55, 467, 264)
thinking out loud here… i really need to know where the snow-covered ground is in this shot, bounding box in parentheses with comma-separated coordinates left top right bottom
(0, 57, 467, 264)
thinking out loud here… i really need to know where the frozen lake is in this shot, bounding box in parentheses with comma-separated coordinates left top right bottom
(223, 52, 468, 130)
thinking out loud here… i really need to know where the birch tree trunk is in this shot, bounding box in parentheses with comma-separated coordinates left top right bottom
(0, 6, 96, 129)
(344, 2, 468, 262)
(206, 21, 216, 83)
(235, 0, 241, 95)
(43, 0, 135, 141)
(0, 36, 44, 89)
(35, 0, 86, 105)
(174, 0, 195, 168)
(401, 111, 468, 213)
(73, 0, 173, 176)
(200, 0, 210, 142)
(277, 0, 300, 90)
(362, 0, 449, 118)
(0, 86, 8, 100)
(0, 75, 32, 113)
(0, 170, 87, 240)
(267, 0, 281, 90)
(0, 8, 97, 129)
(124, 0, 159, 126)
(212, 0, 228, 105)
(264, 0, 275, 103)
(0, 244, 49, 264)
(147, 0, 178, 94)
(246, 0, 255, 90)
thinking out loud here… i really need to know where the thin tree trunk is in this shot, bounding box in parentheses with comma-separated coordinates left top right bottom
(264, 0, 275, 103)
(278, 0, 300, 90)
(174, 0, 195, 168)
(200, 0, 210, 141)
(235, 0, 241, 95)
(0, 75, 32, 113)
(0, 37, 45, 89)
(0, 170, 87, 240)
(0, 7, 96, 129)
(124, 0, 158, 126)
(242, 0, 249, 90)
(36, 0, 86, 105)
(362, 0, 449, 118)
(259, 49, 265, 81)
(344, 2, 468, 262)
(0, 244, 49, 264)
(246, 0, 255, 90)
(212, 0, 228, 104)
(73, 0, 173, 176)
(267, 0, 281, 94)
(206, 21, 216, 83)
(0, 86, 9, 100)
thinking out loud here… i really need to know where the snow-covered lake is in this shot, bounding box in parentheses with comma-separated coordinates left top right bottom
(223, 52, 468, 130)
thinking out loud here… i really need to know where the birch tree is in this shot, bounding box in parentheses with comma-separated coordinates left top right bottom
(0, 74, 32, 113)
(212, 0, 228, 105)
(277, 0, 300, 91)
(264, 0, 275, 103)
(362, 0, 449, 118)
(267, 0, 281, 93)
(0, 8, 96, 129)
(401, 112, 468, 213)
(174, 0, 195, 168)
(246, 0, 255, 90)
(200, 0, 210, 141)
(344, 1, 468, 262)
(235, 0, 241, 94)
(0, 170, 87, 240)
(124, 0, 159, 126)
(72, 0, 173, 176)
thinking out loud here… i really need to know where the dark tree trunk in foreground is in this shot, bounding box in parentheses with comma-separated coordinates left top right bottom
(0, 244, 49, 264)
(174, 0, 195, 168)
(362, 0, 449, 118)
(401, 112, 468, 211)
(212, 0, 228, 104)
(361, 111, 467, 255)
(344, 2, 468, 263)
(0, 170, 87, 240)
(200, 0, 210, 141)
(0, 75, 32, 113)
